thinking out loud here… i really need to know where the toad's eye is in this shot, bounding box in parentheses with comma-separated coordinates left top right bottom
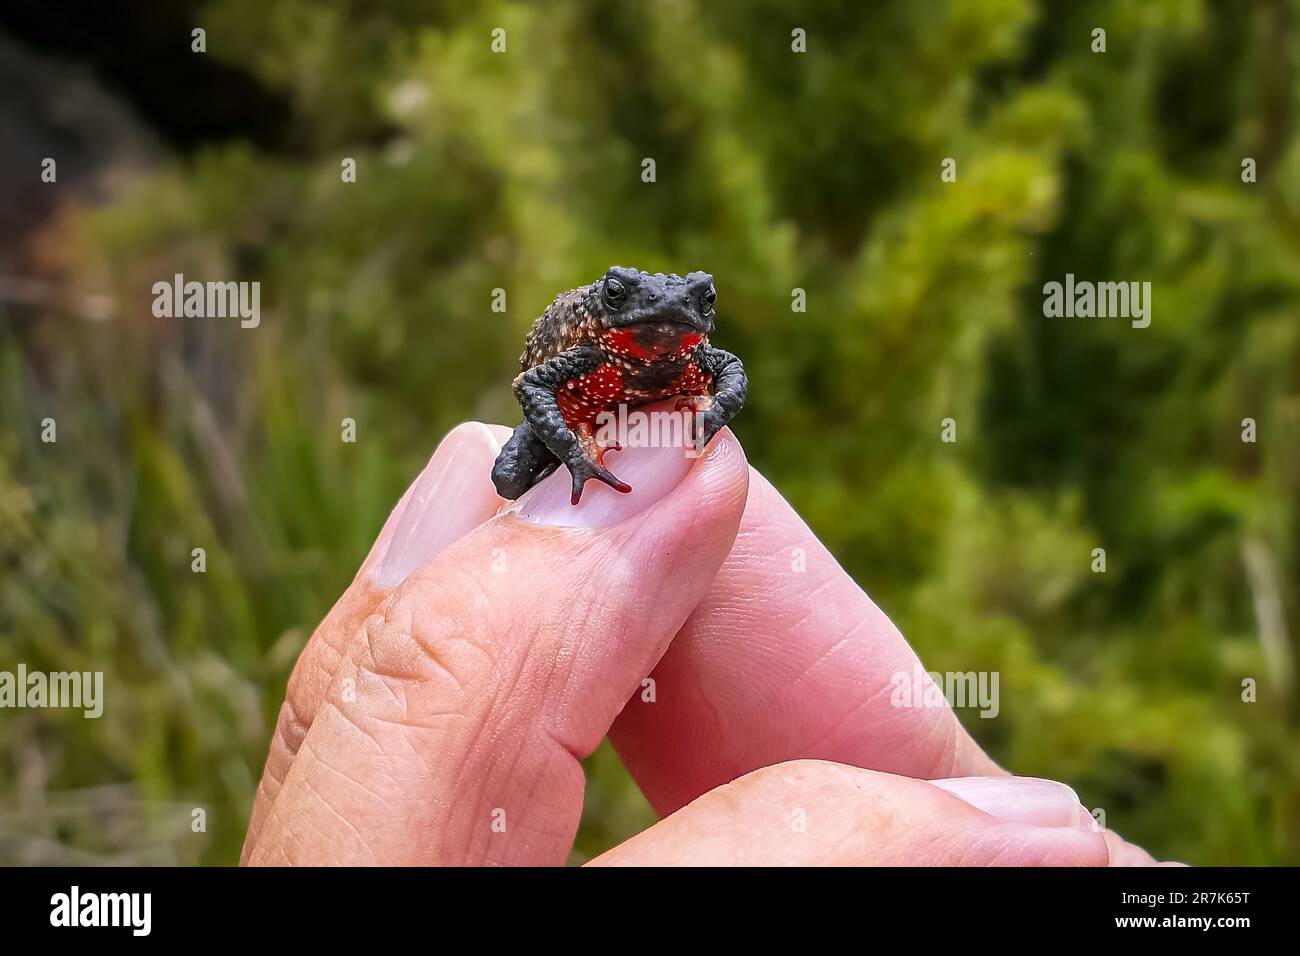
(703, 285, 717, 310)
(603, 277, 627, 307)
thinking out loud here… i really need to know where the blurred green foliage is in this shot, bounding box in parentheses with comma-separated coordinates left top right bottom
(2, 0, 1298, 864)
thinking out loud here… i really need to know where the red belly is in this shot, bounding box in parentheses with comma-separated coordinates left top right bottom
(557, 364, 627, 430)
(557, 360, 712, 431)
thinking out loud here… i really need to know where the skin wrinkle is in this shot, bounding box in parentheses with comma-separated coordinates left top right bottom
(280, 698, 313, 756)
(781, 568, 843, 633)
(366, 630, 462, 705)
(265, 730, 294, 778)
(451, 640, 539, 864)
(355, 762, 410, 805)
(481, 708, 538, 819)
(542, 629, 583, 728)
(353, 708, 456, 735)
(406, 760, 458, 863)
(312, 613, 475, 858)
(512, 804, 580, 855)
(931, 717, 964, 779)
(911, 823, 962, 865)
(398, 616, 497, 739)
(790, 631, 859, 687)
(967, 826, 1040, 866)
(320, 693, 382, 751)
(492, 731, 583, 864)
(357, 617, 424, 705)
(873, 692, 953, 772)
(260, 701, 312, 800)
(537, 652, 590, 768)
(785, 625, 871, 736)
(445, 698, 502, 859)
(287, 591, 371, 725)
(307, 733, 393, 808)
(461, 739, 509, 866)
(242, 701, 309, 857)
(243, 797, 270, 860)
(540, 553, 660, 756)
(317, 709, 440, 862)
(262, 716, 296, 784)
(395, 596, 479, 693)
(374, 668, 415, 718)
(413, 625, 492, 696)
(477, 732, 583, 866)
(798, 666, 894, 754)
(261, 811, 297, 864)
(306, 636, 345, 692)
(350, 626, 470, 741)
(298, 771, 372, 862)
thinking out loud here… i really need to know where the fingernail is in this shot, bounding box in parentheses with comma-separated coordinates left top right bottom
(373, 422, 505, 587)
(505, 440, 700, 528)
(931, 776, 1100, 830)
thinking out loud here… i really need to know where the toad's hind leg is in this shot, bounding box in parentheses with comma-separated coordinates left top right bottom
(491, 421, 560, 499)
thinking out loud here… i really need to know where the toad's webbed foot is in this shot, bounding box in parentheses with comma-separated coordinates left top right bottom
(562, 425, 630, 504)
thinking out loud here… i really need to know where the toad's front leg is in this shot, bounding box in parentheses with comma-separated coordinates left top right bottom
(512, 345, 632, 505)
(683, 344, 748, 449)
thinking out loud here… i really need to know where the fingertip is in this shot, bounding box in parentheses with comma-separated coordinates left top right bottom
(930, 776, 1096, 831)
(507, 412, 748, 529)
(484, 422, 514, 447)
(1102, 828, 1166, 866)
(371, 421, 515, 588)
(967, 821, 1111, 867)
(621, 427, 749, 554)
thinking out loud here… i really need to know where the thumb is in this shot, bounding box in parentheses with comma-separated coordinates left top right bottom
(247, 426, 748, 865)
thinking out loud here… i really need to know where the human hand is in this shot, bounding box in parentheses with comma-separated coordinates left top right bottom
(241, 414, 1170, 865)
